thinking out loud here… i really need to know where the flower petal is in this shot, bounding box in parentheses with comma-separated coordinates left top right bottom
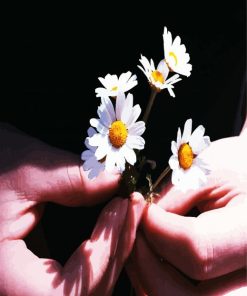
(182, 119, 192, 143)
(121, 93, 133, 123)
(189, 125, 205, 150)
(90, 118, 108, 134)
(177, 127, 182, 146)
(127, 135, 145, 150)
(122, 145, 136, 165)
(116, 92, 125, 120)
(81, 150, 93, 161)
(128, 121, 145, 136)
(126, 104, 141, 127)
(168, 155, 179, 169)
(171, 141, 178, 156)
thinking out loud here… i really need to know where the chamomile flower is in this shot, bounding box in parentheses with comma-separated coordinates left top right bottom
(162, 26, 192, 77)
(138, 55, 181, 97)
(89, 93, 145, 172)
(95, 71, 137, 98)
(81, 127, 105, 179)
(169, 119, 210, 192)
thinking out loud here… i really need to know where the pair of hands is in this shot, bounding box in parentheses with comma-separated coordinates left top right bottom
(127, 133, 247, 295)
(0, 124, 246, 295)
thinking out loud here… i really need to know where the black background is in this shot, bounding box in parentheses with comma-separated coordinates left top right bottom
(3, 2, 246, 295)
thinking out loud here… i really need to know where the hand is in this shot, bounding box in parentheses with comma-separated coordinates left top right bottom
(127, 134, 247, 295)
(0, 124, 145, 296)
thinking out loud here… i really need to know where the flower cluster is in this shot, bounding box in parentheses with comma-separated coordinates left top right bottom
(81, 26, 210, 194)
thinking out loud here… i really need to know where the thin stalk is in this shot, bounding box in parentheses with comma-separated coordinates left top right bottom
(152, 165, 171, 191)
(143, 89, 157, 123)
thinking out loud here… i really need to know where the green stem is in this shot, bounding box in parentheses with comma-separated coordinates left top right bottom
(143, 89, 158, 123)
(153, 165, 171, 191)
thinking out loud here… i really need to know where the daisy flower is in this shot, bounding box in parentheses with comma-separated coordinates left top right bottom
(95, 71, 137, 98)
(81, 127, 105, 179)
(138, 55, 181, 97)
(169, 119, 210, 192)
(89, 93, 145, 172)
(162, 26, 192, 77)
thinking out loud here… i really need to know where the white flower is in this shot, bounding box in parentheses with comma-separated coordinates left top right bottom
(89, 93, 145, 173)
(162, 26, 192, 77)
(81, 127, 105, 179)
(169, 119, 210, 192)
(95, 71, 138, 98)
(138, 55, 181, 97)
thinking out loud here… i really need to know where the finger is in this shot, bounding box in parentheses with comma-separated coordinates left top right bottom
(92, 192, 146, 296)
(142, 203, 247, 280)
(155, 181, 216, 214)
(131, 233, 194, 295)
(125, 258, 148, 296)
(20, 142, 120, 206)
(132, 233, 247, 295)
(0, 198, 128, 296)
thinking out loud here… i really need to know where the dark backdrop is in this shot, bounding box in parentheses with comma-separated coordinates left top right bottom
(3, 2, 246, 295)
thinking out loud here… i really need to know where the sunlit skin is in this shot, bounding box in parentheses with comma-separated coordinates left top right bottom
(127, 126, 247, 295)
(0, 124, 145, 296)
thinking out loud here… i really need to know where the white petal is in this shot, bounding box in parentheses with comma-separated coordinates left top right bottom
(115, 151, 126, 172)
(171, 141, 178, 156)
(90, 118, 108, 134)
(122, 145, 137, 165)
(98, 77, 109, 89)
(182, 119, 192, 143)
(88, 133, 105, 147)
(167, 85, 176, 97)
(87, 127, 96, 137)
(177, 127, 182, 146)
(101, 96, 116, 122)
(84, 137, 92, 150)
(88, 163, 105, 179)
(128, 121, 145, 136)
(173, 35, 181, 48)
(192, 136, 210, 155)
(127, 135, 145, 150)
(81, 150, 93, 161)
(126, 104, 141, 127)
(171, 168, 183, 187)
(168, 155, 179, 169)
(119, 71, 132, 84)
(83, 157, 97, 171)
(95, 143, 108, 160)
(105, 150, 116, 172)
(189, 125, 205, 150)
(116, 92, 125, 120)
(121, 93, 133, 123)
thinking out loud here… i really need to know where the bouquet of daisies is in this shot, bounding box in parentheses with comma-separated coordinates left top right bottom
(81, 26, 210, 198)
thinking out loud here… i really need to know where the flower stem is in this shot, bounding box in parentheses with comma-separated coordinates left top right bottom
(143, 89, 157, 123)
(152, 165, 171, 191)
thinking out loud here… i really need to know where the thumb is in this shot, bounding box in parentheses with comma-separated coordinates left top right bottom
(20, 141, 120, 206)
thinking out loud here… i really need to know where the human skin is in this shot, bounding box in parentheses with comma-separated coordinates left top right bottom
(127, 125, 247, 295)
(0, 124, 145, 296)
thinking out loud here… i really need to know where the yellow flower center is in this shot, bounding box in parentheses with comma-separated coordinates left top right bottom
(169, 51, 178, 66)
(111, 86, 118, 91)
(151, 70, 164, 84)
(109, 120, 128, 148)
(178, 143, 194, 170)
